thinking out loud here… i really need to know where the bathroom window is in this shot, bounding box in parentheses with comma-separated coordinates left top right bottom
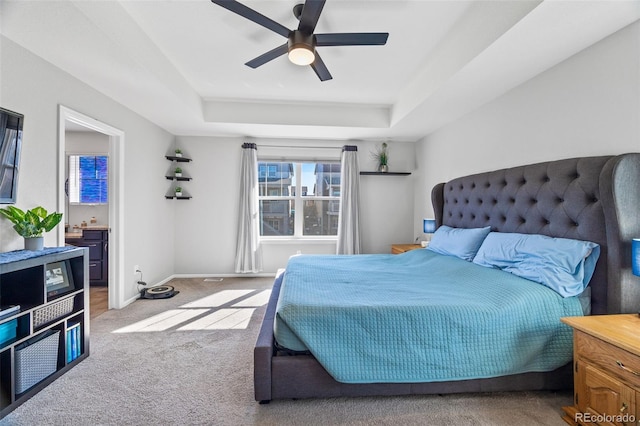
(68, 155, 108, 204)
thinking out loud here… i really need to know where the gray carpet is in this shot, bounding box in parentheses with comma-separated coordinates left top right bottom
(0, 277, 571, 425)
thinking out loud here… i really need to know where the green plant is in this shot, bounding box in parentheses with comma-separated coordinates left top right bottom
(0, 206, 63, 238)
(174, 148, 182, 154)
(175, 186, 183, 193)
(371, 142, 388, 166)
(175, 167, 182, 174)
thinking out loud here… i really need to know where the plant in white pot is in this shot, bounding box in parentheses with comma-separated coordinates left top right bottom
(174, 149, 182, 158)
(174, 167, 182, 177)
(175, 186, 183, 197)
(0, 206, 63, 250)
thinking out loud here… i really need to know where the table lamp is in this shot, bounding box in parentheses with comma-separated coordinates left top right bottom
(422, 219, 437, 247)
(633, 238, 640, 277)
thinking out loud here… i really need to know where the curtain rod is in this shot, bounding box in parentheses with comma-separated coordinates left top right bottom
(258, 144, 344, 150)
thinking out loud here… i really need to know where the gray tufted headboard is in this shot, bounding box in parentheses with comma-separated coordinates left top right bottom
(431, 153, 640, 315)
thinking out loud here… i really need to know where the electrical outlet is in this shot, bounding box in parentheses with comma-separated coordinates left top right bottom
(134, 265, 140, 274)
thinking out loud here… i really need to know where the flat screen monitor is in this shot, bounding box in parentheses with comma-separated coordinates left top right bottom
(0, 108, 23, 204)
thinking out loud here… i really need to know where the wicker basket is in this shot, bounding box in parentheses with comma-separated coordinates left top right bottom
(33, 297, 74, 328)
(15, 330, 60, 394)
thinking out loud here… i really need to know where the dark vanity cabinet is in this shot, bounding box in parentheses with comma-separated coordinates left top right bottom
(67, 230, 108, 286)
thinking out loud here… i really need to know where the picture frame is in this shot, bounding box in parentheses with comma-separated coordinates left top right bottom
(45, 261, 75, 298)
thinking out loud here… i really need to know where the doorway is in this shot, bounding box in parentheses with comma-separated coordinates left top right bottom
(57, 105, 125, 310)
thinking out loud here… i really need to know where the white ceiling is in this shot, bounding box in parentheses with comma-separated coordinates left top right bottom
(2, 0, 639, 141)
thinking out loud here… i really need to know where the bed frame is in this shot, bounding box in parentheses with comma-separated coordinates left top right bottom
(254, 153, 640, 402)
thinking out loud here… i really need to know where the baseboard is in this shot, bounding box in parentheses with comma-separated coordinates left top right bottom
(122, 273, 276, 308)
(170, 272, 277, 279)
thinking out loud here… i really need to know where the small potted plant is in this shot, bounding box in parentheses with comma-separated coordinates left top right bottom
(0, 206, 63, 250)
(371, 142, 389, 173)
(174, 148, 182, 158)
(175, 186, 183, 197)
(174, 167, 182, 177)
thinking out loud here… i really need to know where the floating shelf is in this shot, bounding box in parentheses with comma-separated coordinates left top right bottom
(360, 172, 411, 176)
(165, 155, 192, 162)
(166, 154, 192, 199)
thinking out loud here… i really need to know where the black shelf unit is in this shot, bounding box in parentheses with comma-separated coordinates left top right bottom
(360, 172, 411, 176)
(0, 247, 89, 419)
(165, 154, 192, 199)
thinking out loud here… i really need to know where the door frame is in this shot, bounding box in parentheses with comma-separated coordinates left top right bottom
(57, 105, 125, 309)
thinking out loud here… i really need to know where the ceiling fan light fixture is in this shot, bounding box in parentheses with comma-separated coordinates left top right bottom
(288, 30, 315, 66)
(288, 46, 315, 66)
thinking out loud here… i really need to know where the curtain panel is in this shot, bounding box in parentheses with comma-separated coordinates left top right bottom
(336, 145, 361, 254)
(235, 143, 263, 273)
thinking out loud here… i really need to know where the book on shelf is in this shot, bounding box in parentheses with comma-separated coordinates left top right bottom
(0, 305, 20, 321)
(0, 319, 17, 347)
(66, 328, 71, 363)
(66, 322, 81, 362)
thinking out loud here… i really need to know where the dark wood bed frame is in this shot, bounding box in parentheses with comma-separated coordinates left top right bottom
(254, 153, 640, 402)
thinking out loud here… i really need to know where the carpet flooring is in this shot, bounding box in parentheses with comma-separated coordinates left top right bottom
(0, 277, 572, 425)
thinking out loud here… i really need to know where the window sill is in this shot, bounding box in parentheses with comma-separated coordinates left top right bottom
(260, 238, 337, 245)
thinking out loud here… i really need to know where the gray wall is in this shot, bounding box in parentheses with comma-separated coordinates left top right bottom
(413, 20, 640, 235)
(2, 18, 639, 289)
(173, 137, 417, 274)
(0, 36, 176, 302)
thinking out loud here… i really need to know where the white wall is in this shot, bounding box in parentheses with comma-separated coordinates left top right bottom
(0, 36, 176, 301)
(413, 20, 640, 234)
(174, 136, 417, 274)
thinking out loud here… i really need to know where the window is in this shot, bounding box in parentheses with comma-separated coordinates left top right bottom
(68, 155, 108, 204)
(258, 161, 340, 237)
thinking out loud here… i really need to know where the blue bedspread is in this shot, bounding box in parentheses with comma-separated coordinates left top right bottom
(274, 249, 583, 384)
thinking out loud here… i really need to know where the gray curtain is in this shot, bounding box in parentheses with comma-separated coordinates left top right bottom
(235, 143, 262, 273)
(336, 145, 361, 254)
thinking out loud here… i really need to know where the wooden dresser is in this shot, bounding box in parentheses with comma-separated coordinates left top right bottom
(561, 314, 640, 426)
(391, 244, 422, 254)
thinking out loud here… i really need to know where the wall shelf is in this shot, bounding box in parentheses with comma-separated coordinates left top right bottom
(165, 155, 192, 162)
(166, 153, 192, 199)
(360, 172, 411, 176)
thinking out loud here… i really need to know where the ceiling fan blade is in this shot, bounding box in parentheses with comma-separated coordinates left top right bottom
(211, 0, 290, 38)
(297, 0, 326, 35)
(315, 33, 389, 46)
(245, 43, 288, 68)
(310, 53, 332, 81)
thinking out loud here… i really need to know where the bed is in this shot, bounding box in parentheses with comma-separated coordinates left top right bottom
(254, 153, 640, 402)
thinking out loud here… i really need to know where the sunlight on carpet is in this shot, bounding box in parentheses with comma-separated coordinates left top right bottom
(112, 288, 270, 333)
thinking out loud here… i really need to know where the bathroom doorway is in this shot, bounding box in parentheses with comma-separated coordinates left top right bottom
(57, 106, 125, 311)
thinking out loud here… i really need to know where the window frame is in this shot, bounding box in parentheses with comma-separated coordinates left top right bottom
(258, 161, 341, 240)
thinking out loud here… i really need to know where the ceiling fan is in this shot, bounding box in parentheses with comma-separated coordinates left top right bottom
(210, 0, 389, 81)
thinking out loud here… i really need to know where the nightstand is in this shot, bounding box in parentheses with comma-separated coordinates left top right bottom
(391, 244, 422, 254)
(561, 314, 640, 426)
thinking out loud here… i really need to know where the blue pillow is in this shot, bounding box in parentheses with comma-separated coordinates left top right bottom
(426, 225, 491, 261)
(473, 232, 600, 297)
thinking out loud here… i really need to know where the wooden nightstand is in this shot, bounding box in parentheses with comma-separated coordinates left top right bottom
(561, 314, 640, 426)
(391, 244, 422, 254)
